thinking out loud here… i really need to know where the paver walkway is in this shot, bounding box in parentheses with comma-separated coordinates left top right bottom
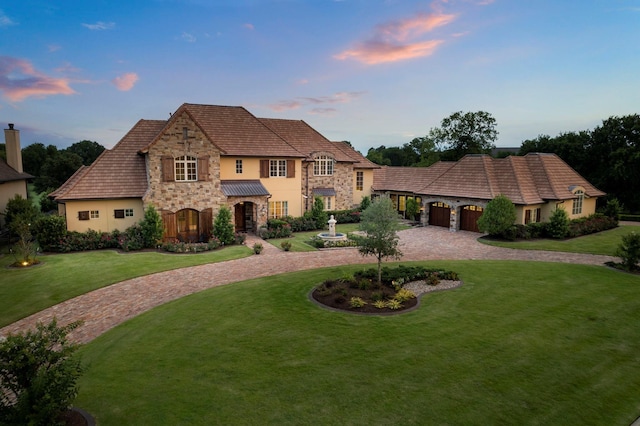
(1, 226, 617, 344)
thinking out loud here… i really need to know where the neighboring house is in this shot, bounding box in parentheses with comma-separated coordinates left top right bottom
(1, 124, 33, 229)
(372, 153, 605, 232)
(51, 103, 378, 241)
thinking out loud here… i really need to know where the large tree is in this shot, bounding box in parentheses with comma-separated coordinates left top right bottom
(21, 143, 53, 177)
(429, 111, 498, 161)
(65, 140, 105, 166)
(34, 151, 83, 193)
(355, 197, 403, 284)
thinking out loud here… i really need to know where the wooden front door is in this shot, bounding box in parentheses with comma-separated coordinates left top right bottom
(234, 203, 246, 232)
(429, 202, 450, 228)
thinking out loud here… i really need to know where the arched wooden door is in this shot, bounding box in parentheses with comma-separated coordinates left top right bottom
(177, 208, 199, 242)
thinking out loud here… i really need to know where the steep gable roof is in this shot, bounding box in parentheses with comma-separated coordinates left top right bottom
(258, 118, 354, 162)
(53, 119, 166, 201)
(0, 160, 32, 183)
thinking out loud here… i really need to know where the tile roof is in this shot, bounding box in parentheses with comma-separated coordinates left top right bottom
(0, 160, 32, 183)
(143, 104, 306, 158)
(53, 119, 166, 201)
(372, 162, 455, 193)
(331, 142, 380, 169)
(415, 153, 605, 203)
(259, 118, 355, 162)
(221, 180, 270, 197)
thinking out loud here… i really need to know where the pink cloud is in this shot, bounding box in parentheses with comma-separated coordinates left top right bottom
(0, 56, 75, 101)
(111, 72, 139, 91)
(335, 10, 456, 65)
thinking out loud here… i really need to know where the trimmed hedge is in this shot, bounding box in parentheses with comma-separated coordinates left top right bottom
(498, 213, 618, 241)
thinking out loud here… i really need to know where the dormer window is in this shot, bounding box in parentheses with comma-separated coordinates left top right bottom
(175, 155, 197, 181)
(314, 155, 334, 176)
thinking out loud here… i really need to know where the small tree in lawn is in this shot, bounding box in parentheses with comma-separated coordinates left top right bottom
(213, 205, 235, 245)
(140, 205, 164, 248)
(615, 231, 640, 271)
(355, 197, 403, 285)
(311, 196, 328, 230)
(477, 194, 516, 237)
(0, 319, 83, 426)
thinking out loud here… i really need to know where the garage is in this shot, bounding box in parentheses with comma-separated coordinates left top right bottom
(460, 205, 483, 232)
(429, 202, 450, 228)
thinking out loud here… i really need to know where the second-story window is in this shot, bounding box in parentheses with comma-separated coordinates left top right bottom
(314, 155, 334, 176)
(270, 159, 287, 177)
(236, 159, 243, 174)
(175, 155, 197, 181)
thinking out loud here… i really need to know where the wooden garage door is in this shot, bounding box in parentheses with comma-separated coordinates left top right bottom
(429, 202, 450, 228)
(460, 205, 483, 232)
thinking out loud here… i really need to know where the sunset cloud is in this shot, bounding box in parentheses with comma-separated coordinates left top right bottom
(82, 21, 115, 30)
(111, 72, 139, 91)
(181, 32, 196, 42)
(269, 91, 366, 111)
(335, 9, 456, 64)
(0, 56, 75, 101)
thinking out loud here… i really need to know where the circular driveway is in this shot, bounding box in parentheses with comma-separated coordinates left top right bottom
(0, 226, 617, 343)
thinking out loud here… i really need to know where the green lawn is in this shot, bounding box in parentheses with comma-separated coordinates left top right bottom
(479, 225, 636, 256)
(0, 246, 252, 327)
(76, 260, 640, 425)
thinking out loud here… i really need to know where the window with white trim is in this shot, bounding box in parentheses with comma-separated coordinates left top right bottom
(323, 196, 333, 211)
(270, 160, 287, 177)
(175, 155, 197, 181)
(269, 201, 288, 218)
(572, 190, 584, 215)
(314, 155, 334, 176)
(90, 210, 100, 219)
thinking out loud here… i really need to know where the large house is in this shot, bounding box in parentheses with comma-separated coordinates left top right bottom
(50, 103, 378, 241)
(50, 103, 605, 239)
(1, 124, 33, 229)
(372, 153, 606, 232)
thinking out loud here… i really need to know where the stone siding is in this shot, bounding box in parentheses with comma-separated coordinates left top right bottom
(143, 113, 225, 213)
(305, 162, 354, 211)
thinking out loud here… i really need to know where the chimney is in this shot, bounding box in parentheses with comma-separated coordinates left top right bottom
(4, 123, 23, 173)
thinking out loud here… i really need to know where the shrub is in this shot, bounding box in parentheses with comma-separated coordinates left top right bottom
(386, 299, 403, 310)
(615, 231, 640, 271)
(405, 198, 420, 222)
(3, 194, 40, 232)
(212, 205, 235, 245)
(280, 240, 292, 251)
(119, 224, 145, 251)
(252, 242, 263, 254)
(327, 208, 361, 224)
(162, 238, 221, 253)
(477, 194, 516, 236)
(349, 297, 367, 308)
(603, 198, 622, 223)
(33, 215, 67, 251)
(311, 197, 328, 229)
(359, 196, 371, 211)
(394, 288, 416, 302)
(258, 219, 292, 239)
(373, 300, 387, 309)
(139, 205, 164, 248)
(568, 213, 617, 237)
(526, 222, 547, 239)
(234, 232, 246, 245)
(0, 319, 83, 426)
(547, 208, 570, 239)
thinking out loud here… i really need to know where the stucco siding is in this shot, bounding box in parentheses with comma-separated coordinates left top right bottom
(64, 199, 144, 233)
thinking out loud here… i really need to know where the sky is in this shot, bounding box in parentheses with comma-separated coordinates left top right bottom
(1, 0, 639, 155)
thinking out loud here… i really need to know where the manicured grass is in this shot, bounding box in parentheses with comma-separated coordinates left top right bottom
(77, 261, 640, 425)
(0, 246, 252, 327)
(479, 225, 637, 256)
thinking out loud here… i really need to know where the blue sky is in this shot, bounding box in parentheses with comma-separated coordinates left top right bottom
(1, 0, 639, 154)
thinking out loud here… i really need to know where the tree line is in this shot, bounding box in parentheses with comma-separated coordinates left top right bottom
(365, 111, 640, 213)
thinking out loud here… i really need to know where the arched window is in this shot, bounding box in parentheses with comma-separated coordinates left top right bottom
(175, 155, 197, 181)
(314, 155, 334, 176)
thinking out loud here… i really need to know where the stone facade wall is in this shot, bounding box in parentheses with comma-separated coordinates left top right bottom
(143, 113, 225, 214)
(304, 162, 354, 211)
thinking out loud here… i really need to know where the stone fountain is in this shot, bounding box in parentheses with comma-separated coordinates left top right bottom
(317, 215, 347, 241)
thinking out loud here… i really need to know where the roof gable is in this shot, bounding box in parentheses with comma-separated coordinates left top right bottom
(0, 159, 32, 183)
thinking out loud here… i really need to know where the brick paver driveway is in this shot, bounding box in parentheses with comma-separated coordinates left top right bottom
(1, 226, 617, 343)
